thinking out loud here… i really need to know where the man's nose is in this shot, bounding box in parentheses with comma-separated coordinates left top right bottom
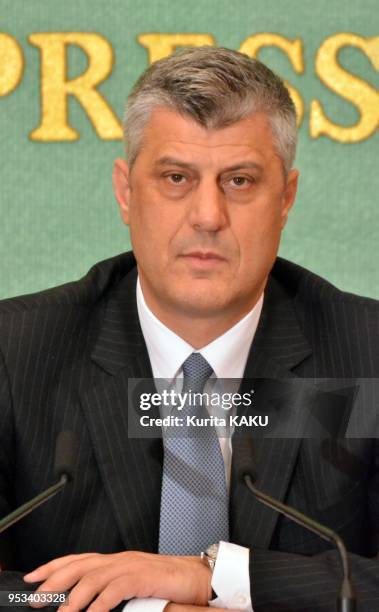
(187, 178, 228, 232)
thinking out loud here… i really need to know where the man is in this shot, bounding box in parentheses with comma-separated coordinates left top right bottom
(0, 47, 378, 612)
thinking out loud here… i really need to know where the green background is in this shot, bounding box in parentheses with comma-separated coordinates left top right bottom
(1, 0, 378, 299)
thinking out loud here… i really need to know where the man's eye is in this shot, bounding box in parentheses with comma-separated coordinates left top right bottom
(231, 176, 249, 186)
(168, 174, 185, 184)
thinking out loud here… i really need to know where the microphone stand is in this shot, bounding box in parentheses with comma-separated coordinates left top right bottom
(244, 474, 356, 612)
(0, 474, 69, 535)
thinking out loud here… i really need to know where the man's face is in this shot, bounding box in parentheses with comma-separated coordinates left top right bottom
(113, 107, 298, 325)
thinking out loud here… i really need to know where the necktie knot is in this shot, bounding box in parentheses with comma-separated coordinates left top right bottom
(182, 353, 213, 394)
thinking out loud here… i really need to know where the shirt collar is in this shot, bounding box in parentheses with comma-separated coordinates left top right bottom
(136, 277, 263, 380)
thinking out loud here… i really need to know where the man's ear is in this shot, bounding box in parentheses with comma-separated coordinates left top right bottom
(280, 168, 299, 229)
(113, 158, 131, 225)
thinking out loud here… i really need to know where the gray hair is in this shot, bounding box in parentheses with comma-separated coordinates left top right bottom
(123, 46, 297, 173)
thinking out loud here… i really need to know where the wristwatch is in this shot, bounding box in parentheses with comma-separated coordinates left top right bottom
(200, 542, 220, 573)
(201, 543, 220, 601)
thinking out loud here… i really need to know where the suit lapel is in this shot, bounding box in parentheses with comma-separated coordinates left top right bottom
(231, 274, 313, 550)
(80, 266, 163, 552)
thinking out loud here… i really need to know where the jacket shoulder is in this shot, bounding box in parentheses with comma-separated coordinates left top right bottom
(272, 258, 379, 375)
(0, 252, 138, 382)
(0, 252, 137, 315)
(272, 257, 379, 310)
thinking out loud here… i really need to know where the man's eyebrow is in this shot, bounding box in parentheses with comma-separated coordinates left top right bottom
(155, 157, 197, 170)
(155, 157, 263, 173)
(221, 162, 263, 173)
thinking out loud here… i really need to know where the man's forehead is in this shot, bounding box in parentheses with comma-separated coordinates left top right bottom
(139, 107, 276, 162)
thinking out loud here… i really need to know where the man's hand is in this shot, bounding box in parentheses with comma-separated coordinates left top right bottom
(23, 551, 212, 612)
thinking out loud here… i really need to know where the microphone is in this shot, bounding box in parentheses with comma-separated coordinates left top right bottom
(0, 431, 79, 535)
(234, 436, 356, 612)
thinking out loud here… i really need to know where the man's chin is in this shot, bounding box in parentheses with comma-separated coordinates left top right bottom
(167, 287, 232, 317)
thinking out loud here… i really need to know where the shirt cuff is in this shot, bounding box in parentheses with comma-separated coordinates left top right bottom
(122, 598, 169, 611)
(209, 541, 253, 610)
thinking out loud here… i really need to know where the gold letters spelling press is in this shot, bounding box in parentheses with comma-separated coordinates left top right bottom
(1, 32, 378, 142)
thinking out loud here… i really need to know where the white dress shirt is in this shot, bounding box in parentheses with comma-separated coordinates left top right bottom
(123, 278, 263, 611)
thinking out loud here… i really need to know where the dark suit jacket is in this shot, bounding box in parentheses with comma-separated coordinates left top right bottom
(0, 251, 378, 611)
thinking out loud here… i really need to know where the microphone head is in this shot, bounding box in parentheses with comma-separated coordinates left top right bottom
(54, 431, 80, 481)
(234, 436, 258, 484)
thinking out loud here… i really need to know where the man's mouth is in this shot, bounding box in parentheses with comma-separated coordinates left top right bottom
(179, 251, 227, 269)
(181, 251, 226, 261)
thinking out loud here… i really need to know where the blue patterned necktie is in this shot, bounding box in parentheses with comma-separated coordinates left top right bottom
(158, 352, 229, 555)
